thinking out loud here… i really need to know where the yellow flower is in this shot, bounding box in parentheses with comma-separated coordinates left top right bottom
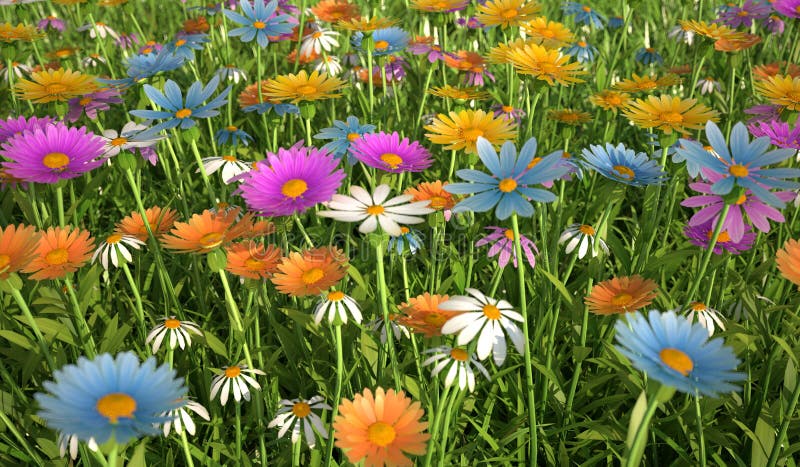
(613, 73, 681, 93)
(98, 0, 129, 5)
(622, 96, 719, 135)
(15, 69, 98, 104)
(424, 109, 518, 154)
(678, 20, 735, 40)
(410, 0, 468, 12)
(428, 85, 490, 100)
(263, 70, 346, 104)
(336, 17, 398, 32)
(755, 74, 800, 111)
(522, 17, 575, 48)
(476, 0, 541, 28)
(0, 23, 43, 43)
(548, 109, 592, 125)
(487, 38, 532, 64)
(507, 43, 586, 86)
(589, 90, 631, 112)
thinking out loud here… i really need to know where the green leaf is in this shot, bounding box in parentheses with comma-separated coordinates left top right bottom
(0, 330, 32, 349)
(537, 268, 573, 305)
(751, 417, 775, 467)
(785, 359, 797, 394)
(203, 331, 228, 358)
(626, 390, 648, 450)
(128, 441, 147, 467)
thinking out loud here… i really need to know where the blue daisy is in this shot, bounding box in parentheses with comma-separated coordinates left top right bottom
(675, 121, 800, 208)
(223, 0, 294, 48)
(563, 41, 597, 64)
(635, 47, 663, 66)
(167, 34, 210, 61)
(388, 227, 423, 255)
(580, 143, 668, 187)
(313, 116, 376, 161)
(215, 125, 254, 147)
(100, 49, 186, 88)
(445, 136, 570, 220)
(614, 310, 745, 397)
(35, 352, 187, 445)
(243, 101, 299, 116)
(352, 27, 410, 56)
(562, 2, 606, 29)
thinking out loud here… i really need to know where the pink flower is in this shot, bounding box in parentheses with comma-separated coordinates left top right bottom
(475, 226, 538, 269)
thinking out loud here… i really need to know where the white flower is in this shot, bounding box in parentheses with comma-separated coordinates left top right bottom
(91, 233, 145, 270)
(210, 365, 266, 406)
(145, 316, 203, 353)
(160, 400, 211, 436)
(1, 61, 30, 82)
(101, 121, 165, 157)
(268, 396, 331, 448)
(368, 314, 411, 344)
(82, 53, 107, 68)
(318, 184, 434, 237)
(686, 302, 725, 336)
(439, 288, 525, 366)
(695, 77, 721, 95)
(422, 346, 490, 392)
(300, 29, 340, 57)
(78, 21, 119, 40)
(216, 64, 247, 84)
(313, 55, 342, 76)
(313, 290, 362, 325)
(668, 25, 694, 45)
(58, 432, 97, 460)
(558, 223, 608, 259)
(198, 155, 251, 184)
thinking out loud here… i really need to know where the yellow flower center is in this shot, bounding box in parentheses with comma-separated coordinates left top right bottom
(729, 164, 749, 177)
(429, 195, 446, 209)
(498, 178, 517, 193)
(482, 304, 501, 320)
(175, 108, 193, 119)
(292, 402, 311, 418)
(226, 125, 238, 131)
(164, 318, 181, 329)
(222, 155, 238, 162)
(501, 8, 518, 19)
(43, 152, 70, 170)
(659, 348, 694, 376)
(367, 422, 396, 447)
(253, 21, 266, 29)
(380, 153, 403, 169)
(244, 258, 264, 270)
(366, 205, 385, 215)
(423, 312, 447, 326)
(450, 348, 469, 361)
(579, 224, 595, 236)
(96, 393, 136, 424)
(45, 248, 69, 265)
(111, 137, 128, 146)
(0, 254, 10, 270)
(175, 39, 187, 47)
(462, 128, 484, 141)
(327, 290, 345, 301)
(374, 40, 390, 50)
(502, 105, 513, 112)
(296, 85, 317, 95)
(45, 83, 68, 95)
(347, 132, 361, 141)
(199, 232, 224, 249)
(606, 95, 622, 105)
(582, 6, 592, 12)
(613, 165, 635, 180)
(660, 112, 684, 123)
(690, 302, 707, 312)
(281, 179, 308, 198)
(611, 292, 633, 306)
(79, 96, 93, 106)
(504, 229, 515, 240)
(225, 366, 241, 378)
(106, 234, 123, 244)
(302, 267, 325, 284)
(735, 193, 747, 205)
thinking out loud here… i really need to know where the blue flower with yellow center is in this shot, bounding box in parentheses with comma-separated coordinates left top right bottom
(223, 0, 293, 48)
(580, 142, 668, 187)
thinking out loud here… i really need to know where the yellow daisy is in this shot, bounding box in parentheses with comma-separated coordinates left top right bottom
(410, 0, 468, 12)
(476, 0, 541, 28)
(678, 20, 736, 41)
(428, 85, 491, 101)
(424, 109, 518, 154)
(522, 17, 575, 48)
(263, 70, 346, 104)
(15, 69, 98, 104)
(589, 90, 631, 112)
(613, 73, 681, 93)
(336, 17, 398, 32)
(755, 74, 800, 111)
(487, 38, 532, 64)
(0, 23, 43, 43)
(507, 43, 587, 86)
(622, 96, 719, 135)
(548, 109, 592, 125)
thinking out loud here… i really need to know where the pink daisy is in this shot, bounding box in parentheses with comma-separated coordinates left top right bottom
(684, 221, 756, 255)
(748, 120, 800, 150)
(0, 115, 55, 145)
(774, 0, 800, 18)
(349, 131, 433, 174)
(475, 226, 538, 269)
(66, 88, 123, 122)
(1, 123, 105, 184)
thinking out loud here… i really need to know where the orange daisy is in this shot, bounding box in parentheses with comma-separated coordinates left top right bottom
(333, 387, 430, 467)
(0, 224, 40, 280)
(225, 242, 282, 280)
(115, 206, 179, 242)
(584, 275, 658, 315)
(23, 226, 94, 280)
(443, 50, 490, 76)
(183, 16, 210, 34)
(311, 0, 361, 23)
(160, 208, 253, 254)
(424, 109, 518, 154)
(776, 239, 800, 288)
(753, 62, 800, 81)
(404, 181, 456, 211)
(612, 73, 681, 93)
(271, 248, 348, 297)
(396, 293, 462, 337)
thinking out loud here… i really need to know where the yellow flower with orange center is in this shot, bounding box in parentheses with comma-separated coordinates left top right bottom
(160, 208, 254, 254)
(521, 17, 575, 48)
(262, 70, 346, 104)
(271, 247, 348, 297)
(427, 85, 490, 100)
(589, 90, 631, 112)
(23, 226, 94, 280)
(15, 69, 98, 104)
(487, 38, 534, 64)
(476, 0, 541, 28)
(584, 275, 659, 315)
(506, 43, 587, 86)
(410, 0, 468, 12)
(0, 23, 43, 42)
(622, 95, 719, 135)
(335, 17, 398, 32)
(752, 62, 800, 81)
(755, 74, 800, 111)
(424, 109, 518, 154)
(612, 73, 682, 92)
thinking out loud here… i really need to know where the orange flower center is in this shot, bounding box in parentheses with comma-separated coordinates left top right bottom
(367, 422, 396, 447)
(659, 348, 693, 376)
(796, 5, 800, 13)
(244, 258, 264, 270)
(226, 125, 238, 131)
(450, 348, 469, 361)
(0, 254, 10, 270)
(735, 194, 747, 205)
(579, 224, 596, 236)
(96, 393, 136, 424)
(225, 366, 242, 378)
(613, 165, 635, 180)
(199, 232, 224, 249)
(43, 152, 70, 170)
(380, 153, 403, 169)
(429, 195, 446, 209)
(253, 21, 266, 29)
(164, 318, 181, 329)
(541, 29, 555, 38)
(296, 85, 317, 95)
(45, 248, 69, 265)
(611, 292, 633, 306)
(374, 40, 389, 50)
(501, 8, 518, 19)
(281, 179, 308, 198)
(111, 137, 128, 146)
(729, 164, 749, 177)
(45, 83, 68, 95)
(366, 205, 385, 215)
(737, 10, 749, 16)
(175, 39, 186, 46)
(707, 229, 731, 242)
(462, 128, 484, 141)
(423, 312, 447, 326)
(504, 229, 515, 240)
(498, 178, 517, 192)
(292, 401, 311, 418)
(578, 41, 587, 47)
(346, 132, 361, 142)
(79, 96, 93, 106)
(222, 155, 238, 162)
(582, 6, 592, 12)
(690, 302, 707, 312)
(106, 234, 123, 244)
(327, 290, 345, 301)
(482, 304, 501, 320)
(302, 267, 325, 284)
(502, 105, 513, 112)
(606, 95, 622, 105)
(175, 108, 192, 119)
(660, 112, 684, 123)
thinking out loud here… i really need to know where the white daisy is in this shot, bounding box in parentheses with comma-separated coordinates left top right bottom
(686, 302, 725, 336)
(313, 55, 342, 76)
(145, 316, 203, 354)
(439, 288, 525, 366)
(78, 21, 119, 40)
(210, 364, 266, 406)
(318, 184, 434, 237)
(368, 314, 411, 344)
(268, 396, 331, 448)
(1, 61, 30, 82)
(695, 77, 721, 95)
(198, 155, 251, 184)
(91, 234, 145, 270)
(300, 29, 340, 58)
(101, 122, 165, 157)
(216, 64, 247, 84)
(160, 399, 211, 436)
(313, 290, 363, 325)
(81, 53, 107, 68)
(422, 346, 491, 393)
(558, 223, 608, 259)
(58, 432, 97, 460)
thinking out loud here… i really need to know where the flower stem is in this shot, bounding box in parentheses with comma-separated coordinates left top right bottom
(64, 276, 96, 358)
(625, 390, 661, 467)
(682, 203, 731, 310)
(189, 139, 217, 206)
(323, 325, 344, 467)
(695, 393, 706, 467)
(375, 238, 402, 389)
(55, 184, 65, 227)
(9, 286, 56, 371)
(423, 384, 452, 467)
(766, 375, 800, 467)
(121, 261, 146, 339)
(218, 270, 254, 370)
(180, 429, 195, 467)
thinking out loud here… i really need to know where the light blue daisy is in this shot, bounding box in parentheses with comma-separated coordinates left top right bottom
(563, 41, 597, 64)
(167, 34, 210, 61)
(35, 352, 187, 445)
(243, 102, 300, 116)
(635, 47, 663, 66)
(562, 2, 606, 28)
(580, 142, 668, 186)
(313, 116, 376, 161)
(215, 125, 253, 147)
(100, 49, 186, 88)
(222, 0, 293, 48)
(352, 27, 410, 56)
(388, 227, 423, 255)
(614, 310, 745, 397)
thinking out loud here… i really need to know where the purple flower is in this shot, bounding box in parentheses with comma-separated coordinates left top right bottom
(456, 16, 484, 29)
(463, 68, 494, 87)
(38, 16, 66, 32)
(0, 115, 55, 145)
(66, 89, 123, 122)
(238, 142, 345, 217)
(684, 221, 755, 255)
(349, 132, 433, 174)
(713, 0, 771, 27)
(115, 33, 139, 49)
(774, 0, 800, 18)
(744, 104, 782, 124)
(748, 120, 800, 150)
(491, 103, 526, 123)
(408, 39, 446, 63)
(763, 14, 785, 34)
(475, 226, 538, 269)
(384, 56, 408, 80)
(0, 123, 106, 184)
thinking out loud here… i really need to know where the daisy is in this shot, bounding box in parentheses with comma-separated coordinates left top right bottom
(313, 55, 343, 76)
(336, 17, 399, 32)
(0, 22, 43, 42)
(314, 116, 376, 160)
(558, 223, 608, 259)
(333, 388, 429, 466)
(410, 0, 469, 13)
(313, 289, 362, 324)
(91, 234, 144, 271)
(388, 227, 423, 255)
(424, 109, 518, 155)
(349, 132, 433, 173)
(563, 40, 597, 64)
(352, 27, 409, 56)
(522, 17, 575, 48)
(428, 85, 491, 101)
(396, 293, 459, 337)
(634, 47, 663, 66)
(318, 184, 434, 237)
(216, 64, 248, 84)
(311, 0, 361, 23)
(210, 364, 266, 406)
(589, 90, 630, 113)
(269, 396, 330, 448)
(57, 432, 97, 461)
(101, 122, 165, 159)
(223, 0, 293, 47)
(0, 224, 40, 279)
(476, 0, 541, 29)
(686, 302, 726, 336)
(115, 206, 179, 242)
(198, 155, 251, 184)
(439, 288, 525, 366)
(623, 96, 719, 135)
(684, 221, 756, 255)
(443, 51, 496, 86)
(580, 143, 667, 187)
(77, 21, 119, 40)
(368, 313, 411, 344)
(423, 346, 491, 392)
(776, 239, 800, 287)
(161, 399, 210, 436)
(774, 0, 800, 17)
(613, 73, 682, 93)
(23, 226, 94, 280)
(696, 76, 722, 95)
(548, 109, 592, 126)
(224, 242, 282, 280)
(263, 70, 346, 104)
(271, 248, 349, 297)
(748, 120, 800, 150)
(563, 2, 606, 28)
(715, 0, 771, 27)
(66, 88, 123, 123)
(491, 104, 526, 122)
(160, 208, 253, 254)
(506, 43, 587, 87)
(14, 69, 97, 103)
(475, 226, 538, 269)
(0, 115, 54, 144)
(756, 75, 800, 111)
(0, 61, 31, 82)
(584, 275, 658, 315)
(301, 28, 339, 58)
(145, 316, 203, 354)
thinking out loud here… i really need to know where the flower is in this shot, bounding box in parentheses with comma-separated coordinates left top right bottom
(333, 388, 429, 467)
(396, 294, 459, 337)
(350, 132, 432, 174)
(15, 69, 97, 103)
(548, 108, 591, 126)
(683, 221, 755, 254)
(238, 81, 300, 115)
(198, 155, 251, 184)
(210, 364, 266, 406)
(695, 76, 722, 95)
(428, 85, 491, 101)
(223, 0, 293, 47)
(423, 346, 491, 392)
(318, 184, 434, 236)
(387, 227, 422, 255)
(443, 51, 495, 86)
(115, 48, 186, 84)
(215, 125, 253, 147)
(225, 242, 282, 280)
(635, 47, 663, 66)
(424, 109, 518, 155)
(145, 317, 203, 353)
(613, 73, 681, 93)
(263, 70, 346, 103)
(160, 208, 253, 254)
(445, 137, 570, 220)
(166, 34, 208, 61)
(715, 0, 771, 27)
(311, 0, 361, 23)
(336, 17, 399, 32)
(352, 27, 409, 56)
(584, 275, 658, 315)
(563, 2, 606, 28)
(410, 0, 469, 13)
(404, 181, 456, 219)
(314, 116, 376, 159)
(439, 288, 524, 365)
(115, 206, 179, 242)
(57, 432, 97, 460)
(313, 289, 362, 324)
(23, 226, 94, 280)
(686, 302, 726, 336)
(776, 239, 800, 287)
(507, 43, 587, 86)
(66, 88, 123, 122)
(268, 396, 331, 448)
(216, 64, 248, 84)
(161, 399, 211, 436)
(0, 115, 54, 145)
(475, 226, 538, 268)
(91, 234, 144, 271)
(580, 143, 667, 187)
(476, 0, 541, 28)
(748, 120, 800, 150)
(589, 90, 630, 112)
(271, 248, 349, 297)
(558, 223, 608, 258)
(614, 310, 745, 397)
(301, 28, 339, 58)
(35, 352, 187, 444)
(755, 74, 800, 111)
(563, 40, 597, 64)
(0, 22, 43, 42)
(78, 21, 118, 40)
(623, 96, 719, 135)
(522, 17, 575, 47)
(774, 0, 800, 18)
(0, 224, 40, 280)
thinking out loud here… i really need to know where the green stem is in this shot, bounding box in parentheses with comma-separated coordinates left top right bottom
(423, 384, 452, 467)
(55, 184, 65, 227)
(323, 325, 344, 467)
(765, 373, 800, 467)
(375, 239, 402, 389)
(218, 270, 254, 370)
(189, 139, 217, 205)
(64, 277, 96, 357)
(9, 286, 56, 371)
(695, 394, 706, 467)
(625, 390, 660, 467)
(682, 204, 731, 310)
(121, 261, 146, 339)
(107, 443, 118, 467)
(0, 396, 45, 464)
(235, 403, 242, 463)
(180, 429, 195, 467)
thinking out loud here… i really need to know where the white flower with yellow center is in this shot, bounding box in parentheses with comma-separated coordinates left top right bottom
(439, 288, 524, 366)
(313, 55, 342, 76)
(160, 399, 211, 436)
(58, 432, 98, 460)
(268, 396, 331, 448)
(210, 364, 266, 406)
(101, 121, 164, 157)
(198, 154, 251, 184)
(422, 346, 491, 392)
(145, 316, 203, 353)
(91, 233, 145, 270)
(686, 302, 725, 336)
(558, 223, 608, 259)
(300, 29, 340, 57)
(313, 289, 362, 325)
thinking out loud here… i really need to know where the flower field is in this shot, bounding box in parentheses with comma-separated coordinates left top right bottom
(2, 0, 800, 465)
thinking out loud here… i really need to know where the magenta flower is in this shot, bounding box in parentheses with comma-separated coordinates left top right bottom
(491, 103, 526, 123)
(475, 226, 538, 269)
(682, 169, 796, 242)
(238, 142, 345, 217)
(763, 14, 785, 34)
(0, 115, 54, 145)
(37, 16, 66, 32)
(714, 1, 771, 27)
(684, 222, 755, 255)
(66, 89, 123, 122)
(349, 131, 433, 174)
(748, 120, 800, 150)
(408, 40, 446, 63)
(774, 0, 800, 18)
(0, 123, 105, 184)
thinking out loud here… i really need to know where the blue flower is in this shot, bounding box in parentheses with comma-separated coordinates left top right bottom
(388, 227, 423, 255)
(635, 47, 663, 66)
(675, 121, 800, 207)
(167, 34, 210, 61)
(445, 136, 570, 220)
(243, 102, 299, 116)
(223, 0, 293, 48)
(35, 352, 187, 445)
(215, 125, 253, 146)
(130, 76, 231, 135)
(314, 116, 376, 161)
(99, 49, 186, 88)
(608, 15, 624, 28)
(614, 310, 745, 397)
(580, 143, 668, 187)
(562, 2, 606, 29)
(352, 27, 410, 56)
(563, 41, 597, 64)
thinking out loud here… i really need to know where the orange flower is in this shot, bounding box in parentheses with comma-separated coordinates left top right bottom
(183, 16, 209, 34)
(396, 293, 462, 337)
(584, 275, 658, 315)
(271, 248, 348, 297)
(115, 206, 179, 242)
(333, 387, 429, 467)
(443, 50, 488, 75)
(714, 32, 760, 52)
(404, 181, 456, 211)
(160, 208, 253, 254)
(776, 239, 800, 288)
(0, 224, 40, 280)
(225, 242, 282, 280)
(311, 0, 361, 23)
(23, 226, 94, 280)
(753, 62, 800, 81)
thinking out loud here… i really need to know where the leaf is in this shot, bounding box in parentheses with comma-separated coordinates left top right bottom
(785, 359, 797, 394)
(203, 331, 228, 358)
(751, 417, 775, 467)
(0, 330, 33, 350)
(537, 268, 573, 305)
(128, 441, 147, 467)
(626, 390, 648, 449)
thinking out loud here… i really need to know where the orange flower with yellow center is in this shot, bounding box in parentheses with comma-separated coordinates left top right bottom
(396, 293, 463, 337)
(263, 70, 346, 104)
(404, 181, 456, 211)
(160, 208, 253, 254)
(15, 69, 98, 104)
(506, 43, 587, 86)
(755, 74, 800, 111)
(443, 50, 489, 74)
(622, 95, 719, 135)
(311, 0, 361, 23)
(424, 109, 518, 154)
(589, 90, 631, 112)
(612, 73, 682, 93)
(23, 226, 94, 280)
(547, 108, 592, 125)
(753, 62, 800, 81)
(115, 206, 179, 242)
(225, 242, 282, 280)
(521, 17, 575, 48)
(776, 239, 800, 288)
(0, 224, 40, 280)
(271, 247, 348, 297)
(584, 275, 659, 315)
(476, 0, 541, 28)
